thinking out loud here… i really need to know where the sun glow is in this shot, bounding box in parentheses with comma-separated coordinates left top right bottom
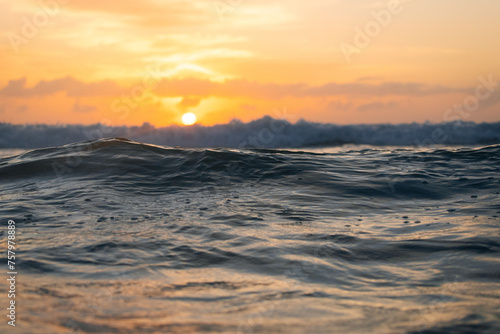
(181, 112, 197, 126)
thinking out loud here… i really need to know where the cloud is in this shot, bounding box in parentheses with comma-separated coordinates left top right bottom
(0, 78, 27, 96)
(327, 100, 352, 112)
(356, 101, 398, 112)
(65, 0, 210, 27)
(177, 97, 201, 110)
(241, 104, 256, 111)
(0, 76, 468, 101)
(152, 34, 247, 49)
(478, 88, 500, 110)
(16, 105, 28, 113)
(154, 78, 466, 99)
(154, 78, 306, 99)
(73, 100, 98, 113)
(305, 82, 464, 97)
(0, 77, 122, 97)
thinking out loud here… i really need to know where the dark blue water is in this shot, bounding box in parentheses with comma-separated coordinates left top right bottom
(1, 138, 499, 333)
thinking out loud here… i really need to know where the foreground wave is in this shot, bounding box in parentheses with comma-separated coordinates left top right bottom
(2, 117, 500, 148)
(0, 139, 499, 333)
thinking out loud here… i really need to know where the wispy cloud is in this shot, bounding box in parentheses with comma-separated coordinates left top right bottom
(0, 76, 468, 100)
(0, 77, 122, 97)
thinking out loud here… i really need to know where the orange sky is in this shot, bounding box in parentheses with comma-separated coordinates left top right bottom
(0, 0, 499, 126)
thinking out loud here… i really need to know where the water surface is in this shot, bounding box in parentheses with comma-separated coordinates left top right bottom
(0, 139, 499, 333)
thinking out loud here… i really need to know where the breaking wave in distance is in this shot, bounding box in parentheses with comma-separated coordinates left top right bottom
(1, 117, 500, 149)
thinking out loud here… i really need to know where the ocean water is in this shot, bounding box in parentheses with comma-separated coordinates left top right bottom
(1, 138, 499, 333)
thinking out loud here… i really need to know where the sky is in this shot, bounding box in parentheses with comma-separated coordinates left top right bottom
(0, 0, 499, 126)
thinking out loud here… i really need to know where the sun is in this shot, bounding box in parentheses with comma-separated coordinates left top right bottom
(181, 112, 197, 126)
